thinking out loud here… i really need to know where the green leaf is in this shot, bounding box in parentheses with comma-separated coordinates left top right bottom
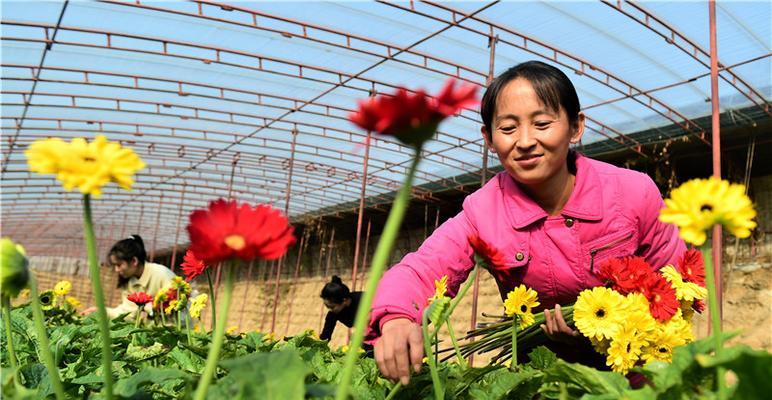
(527, 346, 558, 370)
(113, 367, 189, 398)
(428, 297, 450, 326)
(540, 360, 629, 399)
(212, 349, 310, 400)
(695, 344, 772, 400)
(468, 366, 541, 399)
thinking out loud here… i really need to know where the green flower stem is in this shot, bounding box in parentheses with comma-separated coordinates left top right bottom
(432, 266, 478, 342)
(206, 269, 217, 331)
(511, 316, 518, 371)
(184, 312, 192, 345)
(335, 148, 422, 400)
(2, 296, 21, 385)
(83, 195, 114, 399)
(702, 244, 726, 399)
(132, 310, 141, 346)
(194, 261, 235, 400)
(445, 320, 465, 366)
(385, 382, 402, 400)
(176, 289, 182, 331)
(422, 308, 444, 400)
(29, 278, 66, 400)
(160, 308, 166, 325)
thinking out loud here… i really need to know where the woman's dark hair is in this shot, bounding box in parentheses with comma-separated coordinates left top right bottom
(109, 235, 147, 288)
(320, 275, 350, 304)
(480, 60, 581, 140)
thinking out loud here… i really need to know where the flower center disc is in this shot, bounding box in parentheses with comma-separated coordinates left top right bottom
(225, 234, 246, 251)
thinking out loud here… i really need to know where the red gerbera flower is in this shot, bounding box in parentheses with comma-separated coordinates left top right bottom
(597, 257, 654, 295)
(468, 235, 508, 269)
(641, 274, 679, 321)
(676, 249, 705, 287)
(692, 299, 706, 313)
(435, 79, 480, 117)
(187, 199, 296, 265)
(349, 78, 478, 147)
(127, 291, 153, 307)
(181, 249, 208, 281)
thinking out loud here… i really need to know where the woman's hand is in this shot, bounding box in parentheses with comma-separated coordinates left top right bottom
(80, 306, 96, 316)
(540, 304, 580, 344)
(374, 317, 424, 385)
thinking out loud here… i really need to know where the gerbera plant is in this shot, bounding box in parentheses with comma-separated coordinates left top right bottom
(503, 285, 539, 370)
(659, 177, 757, 398)
(337, 78, 478, 400)
(181, 249, 215, 328)
(25, 134, 145, 400)
(188, 199, 295, 400)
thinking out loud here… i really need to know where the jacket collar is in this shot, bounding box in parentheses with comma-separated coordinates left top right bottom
(135, 262, 152, 288)
(502, 153, 603, 229)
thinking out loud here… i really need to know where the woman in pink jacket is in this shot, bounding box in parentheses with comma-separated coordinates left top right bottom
(370, 61, 686, 384)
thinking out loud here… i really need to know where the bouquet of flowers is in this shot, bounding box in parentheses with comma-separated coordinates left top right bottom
(458, 249, 707, 375)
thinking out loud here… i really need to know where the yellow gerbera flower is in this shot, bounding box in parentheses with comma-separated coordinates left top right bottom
(172, 276, 192, 295)
(606, 324, 646, 374)
(428, 275, 448, 304)
(620, 293, 657, 338)
(65, 296, 81, 309)
(641, 312, 692, 364)
(25, 135, 145, 197)
(659, 177, 756, 246)
(661, 266, 707, 302)
(226, 326, 239, 335)
(340, 345, 350, 353)
(263, 332, 277, 342)
(153, 284, 172, 308)
(165, 299, 179, 315)
(54, 280, 72, 296)
(503, 284, 540, 318)
(574, 287, 625, 340)
(189, 293, 208, 319)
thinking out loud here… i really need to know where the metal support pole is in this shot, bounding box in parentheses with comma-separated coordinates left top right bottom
(149, 192, 164, 262)
(469, 31, 497, 367)
(351, 131, 371, 294)
(169, 182, 187, 272)
(708, 0, 724, 327)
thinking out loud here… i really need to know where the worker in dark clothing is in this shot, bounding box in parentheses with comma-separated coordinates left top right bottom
(319, 275, 373, 355)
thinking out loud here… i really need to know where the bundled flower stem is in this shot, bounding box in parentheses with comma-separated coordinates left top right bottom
(511, 316, 518, 370)
(452, 306, 574, 364)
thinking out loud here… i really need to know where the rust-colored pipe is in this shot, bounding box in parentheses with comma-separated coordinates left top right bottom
(708, 0, 724, 327)
(351, 130, 371, 294)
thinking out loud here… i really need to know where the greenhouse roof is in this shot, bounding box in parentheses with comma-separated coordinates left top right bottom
(1, 0, 770, 257)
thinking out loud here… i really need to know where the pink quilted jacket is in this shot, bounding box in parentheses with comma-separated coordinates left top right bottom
(368, 153, 686, 338)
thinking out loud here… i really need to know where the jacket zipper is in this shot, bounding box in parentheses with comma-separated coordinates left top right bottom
(589, 232, 634, 273)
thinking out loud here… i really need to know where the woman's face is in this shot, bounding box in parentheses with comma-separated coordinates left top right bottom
(110, 254, 140, 279)
(482, 78, 584, 188)
(323, 297, 350, 314)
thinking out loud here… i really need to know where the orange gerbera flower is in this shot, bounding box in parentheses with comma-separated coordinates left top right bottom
(187, 199, 296, 265)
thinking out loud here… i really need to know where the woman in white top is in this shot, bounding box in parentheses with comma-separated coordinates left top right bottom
(83, 234, 177, 319)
